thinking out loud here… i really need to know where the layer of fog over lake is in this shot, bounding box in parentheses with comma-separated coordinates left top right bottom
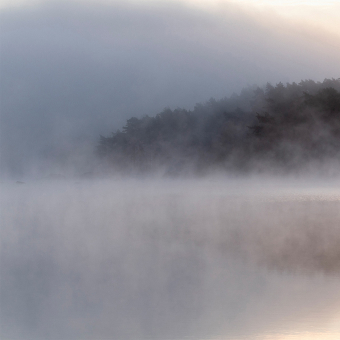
(1, 0, 340, 339)
(1, 178, 340, 339)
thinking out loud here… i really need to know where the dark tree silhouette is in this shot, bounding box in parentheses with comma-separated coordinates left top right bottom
(97, 78, 340, 174)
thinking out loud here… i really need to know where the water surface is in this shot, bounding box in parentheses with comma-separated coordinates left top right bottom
(1, 179, 340, 339)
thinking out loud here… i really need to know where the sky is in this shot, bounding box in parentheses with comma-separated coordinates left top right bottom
(0, 0, 339, 177)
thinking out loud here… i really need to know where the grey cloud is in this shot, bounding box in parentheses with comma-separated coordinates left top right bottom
(1, 1, 339, 177)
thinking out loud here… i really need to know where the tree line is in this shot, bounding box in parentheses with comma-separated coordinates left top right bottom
(97, 78, 340, 175)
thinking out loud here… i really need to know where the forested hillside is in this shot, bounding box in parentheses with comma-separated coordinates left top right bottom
(97, 78, 340, 175)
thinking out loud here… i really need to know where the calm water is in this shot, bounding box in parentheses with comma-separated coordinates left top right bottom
(1, 179, 340, 340)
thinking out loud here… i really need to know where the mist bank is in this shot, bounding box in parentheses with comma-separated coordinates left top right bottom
(98, 78, 340, 177)
(3, 77, 340, 180)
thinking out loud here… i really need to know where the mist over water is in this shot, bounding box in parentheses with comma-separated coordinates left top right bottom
(1, 0, 340, 338)
(1, 178, 340, 339)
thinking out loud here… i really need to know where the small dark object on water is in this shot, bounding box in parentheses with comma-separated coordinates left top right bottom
(16, 181, 25, 184)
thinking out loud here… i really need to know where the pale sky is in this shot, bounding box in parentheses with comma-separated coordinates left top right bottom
(1, 0, 339, 35)
(1, 0, 339, 34)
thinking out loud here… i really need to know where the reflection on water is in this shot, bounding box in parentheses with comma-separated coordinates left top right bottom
(1, 179, 340, 340)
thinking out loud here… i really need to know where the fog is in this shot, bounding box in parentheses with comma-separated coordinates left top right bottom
(1, 178, 340, 339)
(1, 0, 340, 177)
(1, 1, 340, 338)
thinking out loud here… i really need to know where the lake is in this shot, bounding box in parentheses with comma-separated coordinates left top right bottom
(1, 178, 340, 339)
